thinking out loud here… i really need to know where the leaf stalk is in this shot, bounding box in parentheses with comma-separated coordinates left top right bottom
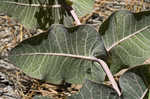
(95, 59, 121, 96)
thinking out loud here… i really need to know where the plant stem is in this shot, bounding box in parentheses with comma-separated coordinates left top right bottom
(62, 3, 81, 25)
(95, 59, 121, 96)
(16, 52, 121, 95)
(70, 10, 81, 25)
(140, 88, 148, 99)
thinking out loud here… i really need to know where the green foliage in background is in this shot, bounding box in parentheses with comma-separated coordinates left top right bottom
(0, 0, 94, 30)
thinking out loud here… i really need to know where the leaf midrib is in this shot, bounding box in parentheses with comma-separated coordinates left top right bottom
(12, 52, 97, 61)
(2, 1, 61, 8)
(107, 25, 150, 51)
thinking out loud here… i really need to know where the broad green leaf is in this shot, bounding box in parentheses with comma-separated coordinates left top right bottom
(119, 64, 150, 99)
(68, 80, 121, 99)
(7, 24, 106, 84)
(99, 10, 150, 73)
(68, 65, 150, 99)
(72, 0, 94, 17)
(0, 0, 94, 30)
(0, 0, 73, 30)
